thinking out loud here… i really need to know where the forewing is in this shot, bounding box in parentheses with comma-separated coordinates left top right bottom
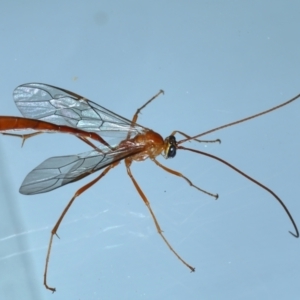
(13, 83, 145, 141)
(20, 146, 142, 195)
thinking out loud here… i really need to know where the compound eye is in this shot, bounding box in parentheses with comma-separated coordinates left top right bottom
(168, 145, 176, 158)
(168, 135, 176, 144)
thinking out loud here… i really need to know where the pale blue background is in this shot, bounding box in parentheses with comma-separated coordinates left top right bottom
(1, 1, 300, 299)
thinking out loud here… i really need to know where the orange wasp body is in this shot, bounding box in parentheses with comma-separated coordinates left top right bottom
(1, 83, 299, 292)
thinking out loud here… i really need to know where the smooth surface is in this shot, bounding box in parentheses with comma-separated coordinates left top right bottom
(1, 1, 300, 299)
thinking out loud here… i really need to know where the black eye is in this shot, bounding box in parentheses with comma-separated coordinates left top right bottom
(168, 145, 176, 158)
(168, 135, 176, 144)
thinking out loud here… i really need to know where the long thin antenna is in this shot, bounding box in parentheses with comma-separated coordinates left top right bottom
(178, 93, 300, 144)
(178, 145, 299, 238)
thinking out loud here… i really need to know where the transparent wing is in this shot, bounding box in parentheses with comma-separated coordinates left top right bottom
(20, 145, 143, 195)
(13, 83, 145, 142)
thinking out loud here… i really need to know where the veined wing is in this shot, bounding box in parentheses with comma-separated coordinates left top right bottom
(13, 83, 146, 142)
(20, 145, 143, 195)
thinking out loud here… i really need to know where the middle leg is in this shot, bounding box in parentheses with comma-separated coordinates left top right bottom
(125, 157, 195, 272)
